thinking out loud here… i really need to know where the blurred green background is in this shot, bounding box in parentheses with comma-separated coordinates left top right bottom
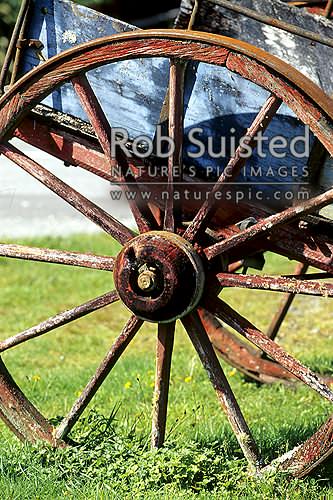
(0, 0, 18, 64)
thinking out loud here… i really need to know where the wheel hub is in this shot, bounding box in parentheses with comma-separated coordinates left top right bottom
(114, 231, 205, 322)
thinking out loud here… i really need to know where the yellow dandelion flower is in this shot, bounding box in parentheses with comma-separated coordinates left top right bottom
(75, 390, 82, 397)
(150, 382, 155, 388)
(184, 376, 192, 383)
(124, 381, 132, 389)
(229, 368, 237, 377)
(32, 375, 41, 382)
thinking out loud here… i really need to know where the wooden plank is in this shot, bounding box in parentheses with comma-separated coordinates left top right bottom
(176, 0, 332, 193)
(21, 0, 169, 140)
(18, 0, 331, 202)
(176, 0, 333, 95)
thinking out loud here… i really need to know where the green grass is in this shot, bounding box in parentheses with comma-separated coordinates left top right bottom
(0, 233, 332, 499)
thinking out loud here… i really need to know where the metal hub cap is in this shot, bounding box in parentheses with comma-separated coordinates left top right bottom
(114, 231, 205, 322)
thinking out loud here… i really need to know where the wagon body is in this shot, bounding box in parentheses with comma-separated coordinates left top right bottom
(177, 0, 333, 95)
(12, 0, 333, 203)
(176, 0, 333, 193)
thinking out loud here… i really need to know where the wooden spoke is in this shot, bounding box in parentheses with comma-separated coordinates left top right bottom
(163, 60, 185, 232)
(0, 243, 114, 271)
(0, 142, 134, 244)
(267, 262, 308, 340)
(216, 272, 333, 297)
(72, 75, 113, 161)
(72, 74, 155, 233)
(182, 312, 261, 469)
(204, 295, 333, 403)
(183, 94, 282, 242)
(197, 307, 295, 383)
(325, 0, 333, 18)
(283, 272, 332, 280)
(207, 206, 333, 274)
(205, 187, 333, 260)
(56, 315, 143, 440)
(151, 321, 175, 448)
(0, 291, 119, 353)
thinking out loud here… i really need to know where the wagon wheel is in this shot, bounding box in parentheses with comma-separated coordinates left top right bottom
(0, 30, 333, 477)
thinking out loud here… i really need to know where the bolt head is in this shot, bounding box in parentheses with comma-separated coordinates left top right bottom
(137, 265, 156, 291)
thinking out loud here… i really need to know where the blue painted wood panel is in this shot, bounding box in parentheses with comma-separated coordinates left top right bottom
(20, 0, 317, 199)
(22, 0, 169, 138)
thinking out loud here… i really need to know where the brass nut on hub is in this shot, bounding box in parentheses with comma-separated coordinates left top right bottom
(137, 264, 157, 291)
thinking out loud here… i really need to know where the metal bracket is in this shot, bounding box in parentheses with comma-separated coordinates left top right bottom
(16, 38, 43, 50)
(16, 38, 45, 61)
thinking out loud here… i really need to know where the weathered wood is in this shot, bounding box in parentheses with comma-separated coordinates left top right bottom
(216, 272, 333, 296)
(56, 315, 143, 439)
(0, 243, 115, 271)
(20, 0, 168, 141)
(15, 106, 148, 181)
(0, 142, 134, 244)
(0, 291, 118, 353)
(176, 0, 333, 94)
(325, 0, 333, 17)
(0, 357, 60, 444)
(151, 322, 175, 448)
(164, 61, 185, 232)
(176, 0, 333, 189)
(184, 94, 282, 242)
(72, 73, 155, 233)
(14, 0, 333, 194)
(198, 307, 298, 382)
(205, 187, 333, 260)
(263, 414, 333, 477)
(182, 311, 262, 470)
(205, 295, 333, 402)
